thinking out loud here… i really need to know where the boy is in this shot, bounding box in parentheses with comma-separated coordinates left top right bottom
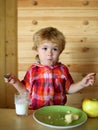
(4, 27, 95, 110)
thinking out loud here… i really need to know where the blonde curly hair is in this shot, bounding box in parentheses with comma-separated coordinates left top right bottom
(32, 27, 66, 61)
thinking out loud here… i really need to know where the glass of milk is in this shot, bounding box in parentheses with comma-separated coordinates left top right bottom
(14, 93, 29, 116)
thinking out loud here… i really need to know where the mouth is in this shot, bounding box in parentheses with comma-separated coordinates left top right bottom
(48, 58, 52, 60)
(47, 59, 53, 61)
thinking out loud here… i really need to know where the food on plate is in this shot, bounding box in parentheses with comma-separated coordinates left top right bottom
(65, 111, 79, 124)
(82, 98, 98, 117)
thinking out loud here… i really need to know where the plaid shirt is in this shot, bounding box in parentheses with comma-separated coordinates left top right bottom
(22, 62, 74, 110)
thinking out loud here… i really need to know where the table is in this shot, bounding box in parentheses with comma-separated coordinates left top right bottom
(0, 108, 98, 130)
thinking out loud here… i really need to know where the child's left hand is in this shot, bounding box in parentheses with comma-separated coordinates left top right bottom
(81, 73, 96, 87)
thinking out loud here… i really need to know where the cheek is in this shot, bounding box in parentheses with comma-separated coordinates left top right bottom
(37, 49, 43, 56)
(54, 52, 60, 57)
(38, 53, 45, 60)
(53, 54, 60, 61)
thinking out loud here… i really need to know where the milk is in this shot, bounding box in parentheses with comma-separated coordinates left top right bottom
(15, 102, 28, 116)
(15, 93, 29, 116)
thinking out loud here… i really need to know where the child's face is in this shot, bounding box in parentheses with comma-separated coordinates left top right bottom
(37, 41, 61, 66)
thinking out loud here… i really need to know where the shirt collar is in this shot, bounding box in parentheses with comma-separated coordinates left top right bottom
(34, 62, 61, 69)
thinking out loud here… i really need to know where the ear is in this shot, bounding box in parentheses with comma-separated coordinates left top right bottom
(35, 54, 40, 61)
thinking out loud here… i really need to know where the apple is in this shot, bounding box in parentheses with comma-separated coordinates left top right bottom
(82, 98, 98, 117)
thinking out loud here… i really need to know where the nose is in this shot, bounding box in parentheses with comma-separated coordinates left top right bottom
(47, 49, 52, 56)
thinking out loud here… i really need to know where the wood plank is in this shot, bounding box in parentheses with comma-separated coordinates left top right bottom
(18, 36, 98, 63)
(5, 0, 17, 108)
(18, 35, 98, 43)
(18, 68, 98, 86)
(18, 48, 98, 62)
(0, 0, 6, 108)
(18, 62, 98, 72)
(18, 16, 98, 21)
(66, 86, 98, 108)
(18, 21, 98, 36)
(18, 0, 98, 9)
(18, 9, 98, 17)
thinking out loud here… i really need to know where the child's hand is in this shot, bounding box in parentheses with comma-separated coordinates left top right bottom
(4, 74, 17, 85)
(81, 73, 96, 87)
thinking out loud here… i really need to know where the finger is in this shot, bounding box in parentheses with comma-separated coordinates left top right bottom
(87, 73, 96, 77)
(89, 81, 94, 86)
(4, 78, 9, 83)
(8, 75, 16, 84)
(89, 79, 95, 86)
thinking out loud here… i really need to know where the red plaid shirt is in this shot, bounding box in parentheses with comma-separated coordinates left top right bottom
(22, 62, 73, 110)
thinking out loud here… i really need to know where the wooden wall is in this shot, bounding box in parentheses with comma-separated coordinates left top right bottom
(0, 0, 17, 108)
(18, 0, 98, 108)
(1, 0, 97, 108)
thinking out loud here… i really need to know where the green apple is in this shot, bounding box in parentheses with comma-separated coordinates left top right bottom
(82, 98, 98, 117)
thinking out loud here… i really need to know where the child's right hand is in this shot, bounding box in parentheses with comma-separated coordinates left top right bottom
(4, 74, 17, 85)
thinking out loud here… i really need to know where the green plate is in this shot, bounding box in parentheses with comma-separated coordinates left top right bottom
(33, 105, 87, 129)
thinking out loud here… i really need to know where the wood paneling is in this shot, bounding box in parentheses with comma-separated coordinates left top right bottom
(0, 0, 6, 107)
(0, 0, 17, 108)
(18, 0, 98, 107)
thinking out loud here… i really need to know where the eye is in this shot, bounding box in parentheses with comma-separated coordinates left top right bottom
(53, 48, 58, 51)
(42, 47, 47, 50)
